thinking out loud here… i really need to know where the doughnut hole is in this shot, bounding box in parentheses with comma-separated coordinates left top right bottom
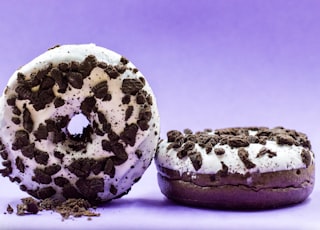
(67, 113, 90, 136)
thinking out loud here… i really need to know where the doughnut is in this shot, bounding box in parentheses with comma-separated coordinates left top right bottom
(155, 127, 315, 209)
(0, 44, 160, 203)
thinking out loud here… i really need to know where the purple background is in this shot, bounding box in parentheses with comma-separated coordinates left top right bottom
(0, 1, 319, 229)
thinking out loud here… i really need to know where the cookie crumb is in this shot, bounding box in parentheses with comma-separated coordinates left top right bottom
(17, 197, 39, 215)
(12, 197, 100, 220)
(6, 204, 14, 214)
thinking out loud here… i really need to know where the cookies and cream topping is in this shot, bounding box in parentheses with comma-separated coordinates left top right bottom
(0, 44, 160, 202)
(156, 127, 314, 175)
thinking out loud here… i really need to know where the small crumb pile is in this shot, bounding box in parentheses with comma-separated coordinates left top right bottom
(5, 197, 100, 220)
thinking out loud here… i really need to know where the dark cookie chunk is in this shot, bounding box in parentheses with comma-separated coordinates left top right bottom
(67, 72, 83, 89)
(11, 117, 21, 125)
(34, 124, 49, 140)
(10, 176, 22, 183)
(22, 107, 34, 133)
(215, 128, 238, 136)
(217, 161, 229, 177)
(136, 92, 147, 104)
(110, 184, 118, 195)
(256, 129, 273, 137)
(120, 124, 138, 146)
(15, 85, 33, 101)
(51, 68, 68, 93)
(45, 119, 56, 132)
(97, 111, 108, 125)
(135, 150, 142, 159)
(12, 130, 30, 150)
(34, 149, 49, 165)
(61, 113, 73, 126)
(101, 139, 112, 152)
(80, 97, 96, 118)
(188, 151, 202, 171)
(247, 135, 259, 143)
(44, 164, 62, 175)
(104, 65, 120, 79)
(54, 177, 70, 187)
(298, 135, 311, 149)
(17, 197, 39, 215)
(195, 133, 213, 148)
(167, 130, 183, 143)
(122, 95, 131, 104)
(125, 106, 134, 121)
(16, 157, 25, 173)
(63, 184, 83, 199)
(0, 160, 12, 177)
(32, 168, 52, 184)
(91, 158, 107, 175)
(34, 89, 56, 111)
(58, 62, 69, 72)
(177, 141, 195, 159)
(228, 136, 249, 148)
(70, 61, 80, 72)
(146, 94, 153, 106)
(37, 187, 56, 199)
(54, 151, 65, 161)
(80, 55, 97, 77)
(104, 158, 116, 178)
(0, 145, 8, 161)
(40, 76, 55, 90)
(120, 56, 129, 65)
(115, 64, 126, 74)
(183, 129, 193, 135)
(111, 143, 128, 165)
(21, 143, 35, 159)
(205, 144, 213, 154)
(12, 106, 22, 116)
(301, 149, 312, 167)
(256, 147, 277, 158)
(6, 204, 14, 214)
(214, 148, 225, 155)
(76, 178, 104, 199)
(92, 81, 111, 101)
(67, 158, 96, 178)
(122, 79, 145, 95)
(137, 120, 150, 131)
(276, 134, 294, 146)
(108, 130, 120, 142)
(166, 130, 185, 149)
(139, 106, 152, 122)
(6, 97, 16, 106)
(238, 147, 256, 169)
(54, 97, 65, 108)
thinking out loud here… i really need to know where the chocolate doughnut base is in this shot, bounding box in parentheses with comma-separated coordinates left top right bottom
(157, 165, 315, 210)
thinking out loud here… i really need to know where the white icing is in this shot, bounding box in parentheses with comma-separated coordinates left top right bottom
(156, 134, 314, 175)
(0, 44, 160, 201)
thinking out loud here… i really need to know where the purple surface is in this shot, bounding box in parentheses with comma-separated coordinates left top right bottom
(0, 0, 319, 229)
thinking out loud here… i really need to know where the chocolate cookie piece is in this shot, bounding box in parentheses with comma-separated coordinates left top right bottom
(155, 127, 315, 209)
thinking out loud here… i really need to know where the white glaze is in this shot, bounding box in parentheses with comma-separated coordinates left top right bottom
(0, 44, 160, 201)
(156, 133, 314, 175)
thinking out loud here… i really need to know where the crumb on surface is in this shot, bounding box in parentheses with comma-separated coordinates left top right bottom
(7, 197, 100, 220)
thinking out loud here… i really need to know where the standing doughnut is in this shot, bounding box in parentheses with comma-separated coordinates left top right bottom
(0, 44, 160, 203)
(155, 127, 315, 209)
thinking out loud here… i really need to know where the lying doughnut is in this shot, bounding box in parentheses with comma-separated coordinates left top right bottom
(0, 44, 160, 203)
(155, 127, 315, 209)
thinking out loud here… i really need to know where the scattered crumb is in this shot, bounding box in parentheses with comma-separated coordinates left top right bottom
(6, 197, 100, 220)
(53, 198, 100, 219)
(6, 204, 14, 214)
(17, 197, 39, 215)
